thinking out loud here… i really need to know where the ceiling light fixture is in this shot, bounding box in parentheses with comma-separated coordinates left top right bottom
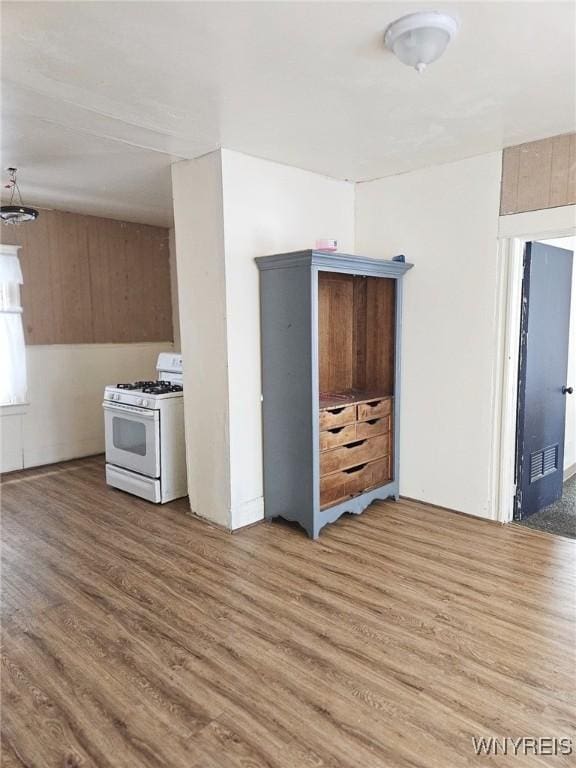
(384, 11, 458, 73)
(0, 168, 39, 225)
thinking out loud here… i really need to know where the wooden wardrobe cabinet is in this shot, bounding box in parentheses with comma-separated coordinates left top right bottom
(256, 250, 413, 538)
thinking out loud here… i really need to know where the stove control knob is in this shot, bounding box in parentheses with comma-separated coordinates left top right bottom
(113, 394, 119, 401)
(138, 398, 144, 406)
(142, 399, 149, 408)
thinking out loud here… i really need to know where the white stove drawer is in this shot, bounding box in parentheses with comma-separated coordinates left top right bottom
(106, 464, 162, 503)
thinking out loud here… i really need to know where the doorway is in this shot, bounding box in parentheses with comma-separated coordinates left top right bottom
(515, 236, 575, 537)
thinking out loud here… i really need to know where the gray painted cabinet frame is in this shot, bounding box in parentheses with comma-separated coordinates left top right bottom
(256, 250, 413, 538)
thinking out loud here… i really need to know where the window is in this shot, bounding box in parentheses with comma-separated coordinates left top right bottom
(0, 245, 27, 405)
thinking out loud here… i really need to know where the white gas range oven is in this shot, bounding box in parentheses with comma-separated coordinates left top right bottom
(103, 352, 187, 503)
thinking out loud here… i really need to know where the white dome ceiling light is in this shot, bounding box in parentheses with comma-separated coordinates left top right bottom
(384, 11, 459, 73)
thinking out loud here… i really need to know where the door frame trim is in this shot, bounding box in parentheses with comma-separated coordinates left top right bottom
(491, 206, 576, 524)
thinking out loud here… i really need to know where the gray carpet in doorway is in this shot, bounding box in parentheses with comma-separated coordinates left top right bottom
(518, 475, 576, 539)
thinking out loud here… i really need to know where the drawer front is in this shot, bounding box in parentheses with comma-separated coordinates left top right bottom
(355, 415, 391, 441)
(320, 465, 359, 508)
(319, 423, 357, 452)
(357, 398, 392, 422)
(320, 433, 391, 476)
(319, 404, 356, 430)
(320, 456, 392, 508)
(360, 455, 392, 491)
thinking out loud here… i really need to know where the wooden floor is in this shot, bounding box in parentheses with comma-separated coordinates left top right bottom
(1, 457, 575, 767)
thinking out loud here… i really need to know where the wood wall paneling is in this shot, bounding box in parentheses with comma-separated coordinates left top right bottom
(500, 132, 576, 215)
(2, 214, 56, 344)
(52, 212, 94, 344)
(1, 209, 172, 345)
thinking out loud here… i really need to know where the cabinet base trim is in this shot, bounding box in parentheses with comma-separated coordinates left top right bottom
(314, 481, 397, 538)
(266, 481, 398, 539)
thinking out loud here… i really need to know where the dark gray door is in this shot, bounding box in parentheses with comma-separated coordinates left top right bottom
(515, 242, 573, 519)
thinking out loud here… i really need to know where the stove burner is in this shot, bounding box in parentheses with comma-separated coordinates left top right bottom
(114, 380, 183, 394)
(142, 383, 184, 395)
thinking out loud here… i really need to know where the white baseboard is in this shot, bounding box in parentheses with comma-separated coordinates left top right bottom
(23, 438, 104, 470)
(1, 411, 25, 473)
(231, 495, 264, 530)
(564, 463, 576, 482)
(1, 448, 24, 473)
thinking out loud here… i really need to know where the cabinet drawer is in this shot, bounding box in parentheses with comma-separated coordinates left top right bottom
(319, 404, 356, 430)
(357, 398, 392, 422)
(355, 415, 391, 441)
(319, 423, 357, 452)
(320, 456, 392, 508)
(361, 455, 392, 490)
(320, 433, 391, 476)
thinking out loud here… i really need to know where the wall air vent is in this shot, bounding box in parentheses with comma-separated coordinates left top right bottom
(529, 444, 558, 483)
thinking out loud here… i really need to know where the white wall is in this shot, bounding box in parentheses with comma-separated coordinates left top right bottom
(168, 227, 181, 351)
(172, 149, 355, 529)
(221, 149, 355, 528)
(1, 405, 26, 473)
(539, 237, 576, 474)
(355, 152, 502, 518)
(171, 151, 231, 527)
(1, 342, 172, 472)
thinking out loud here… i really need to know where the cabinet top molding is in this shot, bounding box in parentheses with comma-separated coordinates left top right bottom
(255, 250, 414, 277)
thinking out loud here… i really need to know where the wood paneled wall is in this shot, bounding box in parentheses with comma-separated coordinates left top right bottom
(2, 209, 173, 345)
(500, 132, 576, 215)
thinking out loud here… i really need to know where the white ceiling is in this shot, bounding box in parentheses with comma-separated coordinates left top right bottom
(2, 1, 575, 227)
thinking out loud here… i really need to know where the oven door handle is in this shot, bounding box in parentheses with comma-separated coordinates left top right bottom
(102, 402, 160, 420)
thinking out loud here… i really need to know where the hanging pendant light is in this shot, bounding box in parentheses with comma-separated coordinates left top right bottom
(384, 11, 459, 73)
(0, 168, 39, 225)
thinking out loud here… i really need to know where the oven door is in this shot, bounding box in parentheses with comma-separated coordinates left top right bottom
(103, 402, 161, 478)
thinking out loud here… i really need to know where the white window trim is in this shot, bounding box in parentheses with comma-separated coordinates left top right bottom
(0, 403, 28, 416)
